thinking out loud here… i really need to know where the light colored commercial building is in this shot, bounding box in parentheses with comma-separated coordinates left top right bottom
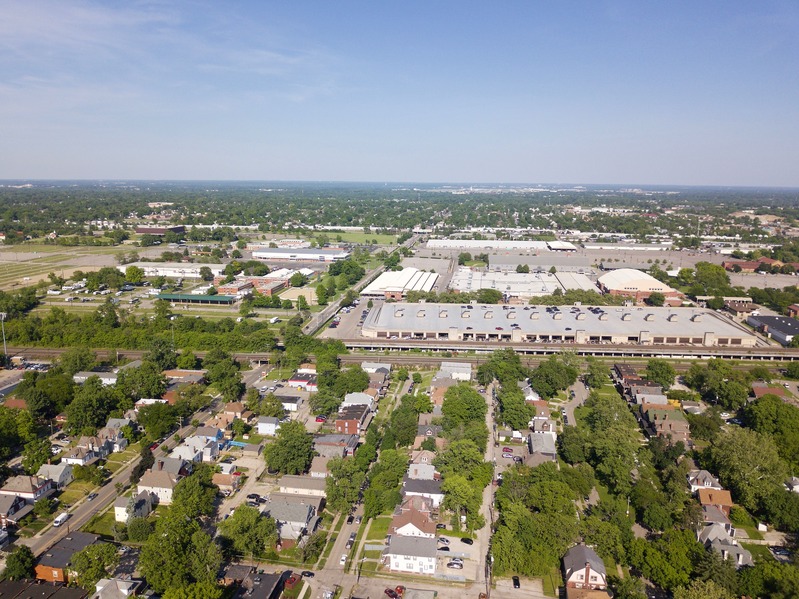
(116, 262, 227, 279)
(361, 303, 757, 347)
(360, 268, 439, 300)
(251, 248, 350, 262)
(449, 267, 598, 298)
(597, 268, 682, 304)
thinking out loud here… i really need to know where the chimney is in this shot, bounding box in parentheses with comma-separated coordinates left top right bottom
(157, 460, 164, 471)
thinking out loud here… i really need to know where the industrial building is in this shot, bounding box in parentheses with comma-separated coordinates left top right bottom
(746, 315, 799, 346)
(597, 268, 683, 305)
(426, 239, 577, 251)
(116, 262, 227, 279)
(251, 247, 350, 262)
(449, 267, 598, 298)
(361, 303, 757, 347)
(360, 268, 439, 299)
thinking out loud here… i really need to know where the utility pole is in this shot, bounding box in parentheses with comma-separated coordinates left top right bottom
(0, 312, 7, 361)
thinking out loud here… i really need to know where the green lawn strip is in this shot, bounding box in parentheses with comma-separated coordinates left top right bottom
(366, 516, 391, 541)
(82, 510, 117, 538)
(541, 566, 563, 597)
(59, 480, 98, 505)
(741, 543, 774, 562)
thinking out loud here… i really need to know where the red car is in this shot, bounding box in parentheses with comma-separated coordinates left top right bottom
(315, 415, 327, 422)
(502, 447, 513, 453)
(149, 442, 160, 451)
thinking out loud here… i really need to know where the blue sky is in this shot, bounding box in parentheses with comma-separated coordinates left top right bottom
(1, 1, 798, 186)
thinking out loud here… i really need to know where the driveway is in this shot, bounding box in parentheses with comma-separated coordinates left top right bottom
(562, 378, 590, 426)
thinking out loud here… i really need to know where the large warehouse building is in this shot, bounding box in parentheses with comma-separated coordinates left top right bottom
(117, 262, 227, 279)
(251, 248, 350, 262)
(360, 268, 439, 300)
(597, 269, 683, 305)
(426, 239, 577, 251)
(361, 303, 757, 347)
(449, 268, 598, 298)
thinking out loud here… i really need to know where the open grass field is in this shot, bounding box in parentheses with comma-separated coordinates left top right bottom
(59, 480, 98, 505)
(326, 232, 397, 245)
(82, 510, 117, 538)
(366, 516, 391, 541)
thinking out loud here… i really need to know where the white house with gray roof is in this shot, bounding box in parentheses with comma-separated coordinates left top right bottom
(263, 501, 316, 540)
(383, 535, 437, 575)
(562, 544, 608, 591)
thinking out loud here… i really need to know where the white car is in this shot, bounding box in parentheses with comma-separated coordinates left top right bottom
(340, 554, 347, 566)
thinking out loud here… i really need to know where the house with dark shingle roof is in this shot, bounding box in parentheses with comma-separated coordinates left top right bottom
(562, 544, 608, 591)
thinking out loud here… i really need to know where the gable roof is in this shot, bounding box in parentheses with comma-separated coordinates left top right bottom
(385, 535, 438, 559)
(138, 469, 179, 490)
(698, 488, 734, 507)
(391, 508, 436, 536)
(563, 544, 606, 578)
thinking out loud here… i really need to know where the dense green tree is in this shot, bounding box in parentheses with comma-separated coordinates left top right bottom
(162, 582, 224, 599)
(22, 437, 52, 474)
(145, 338, 178, 371)
(137, 402, 177, 440)
(673, 580, 734, 599)
(441, 384, 487, 428)
(172, 466, 218, 518)
(326, 457, 366, 513)
(644, 358, 676, 390)
(264, 420, 313, 474)
(217, 505, 277, 557)
(58, 346, 96, 376)
(3, 545, 35, 580)
(71, 543, 119, 590)
(128, 516, 154, 542)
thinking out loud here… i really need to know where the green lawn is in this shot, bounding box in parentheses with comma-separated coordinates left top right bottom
(742, 543, 774, 562)
(59, 480, 98, 505)
(328, 232, 397, 245)
(82, 510, 117, 538)
(366, 516, 391, 541)
(541, 567, 563, 597)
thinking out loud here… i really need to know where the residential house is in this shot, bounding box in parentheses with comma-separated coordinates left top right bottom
(335, 404, 371, 435)
(212, 472, 241, 494)
(414, 422, 443, 448)
(752, 384, 787, 399)
(0, 494, 34, 528)
(383, 536, 437, 575)
(396, 495, 434, 518)
(73, 372, 118, 386)
(0, 475, 53, 503)
(171, 436, 219, 463)
(113, 490, 153, 523)
(562, 544, 608, 591)
(137, 468, 181, 505)
(278, 395, 302, 412)
(242, 443, 262, 458)
(641, 405, 691, 445)
(309, 456, 331, 478)
(525, 431, 555, 462)
(154, 457, 193, 477)
(313, 434, 359, 458)
(263, 501, 316, 540)
(687, 470, 723, 494)
(220, 564, 254, 587)
(193, 426, 224, 449)
(224, 402, 249, 420)
(697, 523, 753, 568)
(409, 449, 436, 466)
(401, 477, 444, 508)
(234, 571, 284, 599)
(35, 532, 100, 583)
(436, 362, 472, 381)
(407, 463, 437, 481)
(269, 493, 325, 515)
(702, 505, 732, 527)
(530, 418, 557, 436)
(390, 508, 436, 539)
(278, 475, 327, 497)
(341, 392, 374, 410)
(634, 393, 669, 405)
(257, 416, 280, 437)
(37, 463, 73, 490)
(361, 362, 391, 375)
(698, 488, 734, 517)
(519, 382, 541, 403)
(61, 446, 98, 466)
(92, 578, 144, 599)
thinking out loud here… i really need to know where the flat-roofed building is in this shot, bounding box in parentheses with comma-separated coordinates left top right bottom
(597, 268, 682, 305)
(115, 262, 226, 279)
(426, 239, 549, 251)
(360, 268, 439, 300)
(252, 247, 350, 262)
(361, 303, 757, 347)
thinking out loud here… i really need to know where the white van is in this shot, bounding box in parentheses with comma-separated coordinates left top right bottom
(269, 317, 280, 324)
(53, 512, 69, 527)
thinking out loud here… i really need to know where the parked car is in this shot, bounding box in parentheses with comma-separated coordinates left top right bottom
(384, 590, 398, 599)
(501, 447, 513, 453)
(461, 537, 474, 545)
(447, 561, 464, 569)
(438, 537, 450, 545)
(501, 452, 513, 459)
(86, 493, 98, 501)
(438, 546, 450, 552)
(301, 571, 315, 578)
(247, 493, 261, 502)
(340, 554, 347, 566)
(355, 515, 362, 524)
(512, 576, 520, 589)
(346, 514, 354, 525)
(315, 415, 328, 422)
(436, 523, 446, 529)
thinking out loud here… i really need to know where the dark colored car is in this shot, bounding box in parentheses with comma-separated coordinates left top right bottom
(512, 576, 520, 589)
(87, 493, 98, 501)
(436, 523, 446, 529)
(301, 571, 315, 578)
(438, 546, 450, 552)
(247, 493, 261, 502)
(461, 537, 474, 545)
(384, 590, 398, 599)
(346, 514, 354, 525)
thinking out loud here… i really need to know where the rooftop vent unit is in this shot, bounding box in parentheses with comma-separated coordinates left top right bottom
(644, 314, 654, 321)
(622, 313, 632, 321)
(530, 312, 540, 320)
(692, 314, 703, 322)
(599, 313, 608, 321)
(439, 310, 448, 318)
(553, 313, 563, 320)
(484, 312, 493, 319)
(416, 310, 426, 318)
(576, 313, 586, 321)
(668, 314, 678, 322)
